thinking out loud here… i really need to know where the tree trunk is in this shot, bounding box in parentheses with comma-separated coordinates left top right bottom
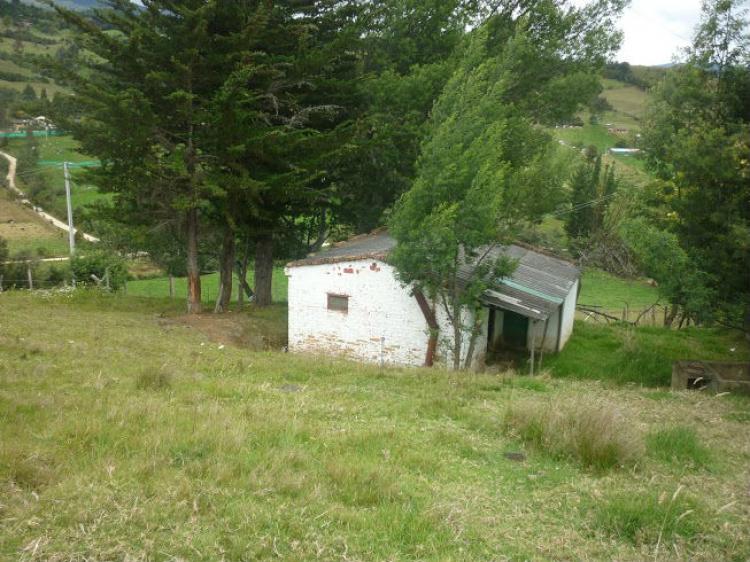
(186, 207, 202, 314)
(308, 208, 328, 252)
(254, 235, 273, 307)
(237, 240, 250, 307)
(414, 290, 438, 367)
(451, 301, 462, 371)
(214, 227, 235, 314)
(463, 316, 483, 370)
(664, 303, 678, 327)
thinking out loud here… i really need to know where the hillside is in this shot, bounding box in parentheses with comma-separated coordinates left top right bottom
(0, 178, 69, 256)
(0, 2, 68, 98)
(1, 291, 749, 560)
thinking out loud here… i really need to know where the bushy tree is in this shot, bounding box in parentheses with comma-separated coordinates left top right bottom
(641, 0, 750, 329)
(391, 1, 625, 369)
(621, 218, 715, 326)
(48, 1, 235, 312)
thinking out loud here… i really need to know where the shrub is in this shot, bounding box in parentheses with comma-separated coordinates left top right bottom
(646, 426, 712, 469)
(593, 488, 702, 545)
(44, 264, 70, 287)
(503, 399, 643, 471)
(71, 250, 128, 290)
(0, 235, 7, 274)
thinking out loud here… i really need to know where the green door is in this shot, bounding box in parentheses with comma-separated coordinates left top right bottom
(503, 312, 528, 349)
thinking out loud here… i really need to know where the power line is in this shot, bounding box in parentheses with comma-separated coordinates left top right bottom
(551, 192, 618, 218)
(13, 165, 64, 179)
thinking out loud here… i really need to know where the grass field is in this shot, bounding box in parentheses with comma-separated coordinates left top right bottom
(126, 268, 289, 304)
(601, 79, 649, 129)
(550, 78, 654, 189)
(580, 268, 659, 310)
(0, 294, 750, 560)
(1, 291, 749, 560)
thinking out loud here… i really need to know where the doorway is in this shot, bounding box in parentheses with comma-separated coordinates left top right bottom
(503, 311, 528, 349)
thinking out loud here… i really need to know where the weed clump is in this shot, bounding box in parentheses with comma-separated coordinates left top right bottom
(503, 399, 643, 470)
(592, 487, 702, 545)
(646, 426, 712, 468)
(135, 368, 172, 390)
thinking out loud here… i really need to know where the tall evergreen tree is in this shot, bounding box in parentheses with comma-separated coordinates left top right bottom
(565, 150, 618, 241)
(207, 1, 362, 310)
(48, 0, 238, 313)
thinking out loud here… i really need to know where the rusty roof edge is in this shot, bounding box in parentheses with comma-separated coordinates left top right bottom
(286, 251, 391, 268)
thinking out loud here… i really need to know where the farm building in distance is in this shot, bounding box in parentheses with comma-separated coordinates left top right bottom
(285, 231, 580, 368)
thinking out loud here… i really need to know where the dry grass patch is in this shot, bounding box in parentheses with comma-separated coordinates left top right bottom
(504, 398, 644, 471)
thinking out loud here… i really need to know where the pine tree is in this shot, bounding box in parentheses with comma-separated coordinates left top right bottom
(48, 1, 244, 313)
(20, 84, 35, 102)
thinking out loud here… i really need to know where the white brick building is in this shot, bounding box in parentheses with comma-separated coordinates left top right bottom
(285, 231, 580, 368)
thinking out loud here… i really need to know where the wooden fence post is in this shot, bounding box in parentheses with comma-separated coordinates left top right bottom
(26, 263, 33, 290)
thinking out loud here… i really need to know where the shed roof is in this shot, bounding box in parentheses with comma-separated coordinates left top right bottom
(286, 230, 395, 267)
(287, 230, 579, 320)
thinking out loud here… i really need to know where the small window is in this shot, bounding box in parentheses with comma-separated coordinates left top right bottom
(327, 293, 349, 313)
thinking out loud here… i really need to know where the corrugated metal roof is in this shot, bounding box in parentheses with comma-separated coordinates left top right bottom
(480, 287, 555, 321)
(459, 243, 579, 319)
(288, 231, 579, 321)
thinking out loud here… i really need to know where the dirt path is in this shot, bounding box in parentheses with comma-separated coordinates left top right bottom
(0, 150, 99, 243)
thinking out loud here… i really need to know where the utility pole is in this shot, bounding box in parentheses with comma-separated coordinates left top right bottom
(64, 161, 76, 286)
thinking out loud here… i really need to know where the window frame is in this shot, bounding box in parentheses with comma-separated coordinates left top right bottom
(327, 293, 350, 313)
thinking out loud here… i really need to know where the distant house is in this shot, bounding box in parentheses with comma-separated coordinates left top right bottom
(609, 147, 640, 155)
(9, 116, 54, 133)
(285, 231, 580, 368)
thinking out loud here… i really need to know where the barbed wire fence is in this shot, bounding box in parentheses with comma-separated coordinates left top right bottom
(576, 302, 676, 327)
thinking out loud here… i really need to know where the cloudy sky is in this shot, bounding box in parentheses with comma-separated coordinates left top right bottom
(613, 0, 704, 65)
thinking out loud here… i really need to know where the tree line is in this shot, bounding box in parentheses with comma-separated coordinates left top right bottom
(41, 0, 497, 312)
(18, 0, 746, 346)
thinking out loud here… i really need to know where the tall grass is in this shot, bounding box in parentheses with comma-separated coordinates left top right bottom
(646, 426, 713, 469)
(503, 398, 643, 471)
(593, 487, 702, 546)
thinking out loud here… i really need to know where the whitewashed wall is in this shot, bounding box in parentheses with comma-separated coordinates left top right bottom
(287, 260, 429, 366)
(434, 304, 488, 369)
(558, 279, 579, 350)
(286, 259, 485, 368)
(527, 310, 560, 353)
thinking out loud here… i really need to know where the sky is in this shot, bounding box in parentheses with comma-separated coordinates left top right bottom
(613, 0, 704, 65)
